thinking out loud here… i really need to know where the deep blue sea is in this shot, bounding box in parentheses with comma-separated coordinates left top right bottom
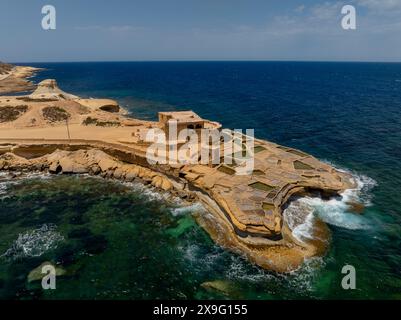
(1, 61, 401, 299)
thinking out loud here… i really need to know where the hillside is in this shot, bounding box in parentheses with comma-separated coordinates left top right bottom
(0, 63, 39, 94)
(0, 62, 13, 75)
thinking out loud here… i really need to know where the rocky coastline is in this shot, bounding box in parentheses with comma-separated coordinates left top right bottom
(0, 64, 359, 273)
(0, 140, 349, 273)
(0, 63, 41, 95)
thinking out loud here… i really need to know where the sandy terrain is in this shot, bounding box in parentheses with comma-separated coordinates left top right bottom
(0, 64, 42, 94)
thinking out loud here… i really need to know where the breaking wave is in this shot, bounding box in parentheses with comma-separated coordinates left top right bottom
(123, 180, 174, 202)
(1, 224, 64, 260)
(171, 203, 206, 217)
(284, 170, 377, 242)
(0, 172, 52, 197)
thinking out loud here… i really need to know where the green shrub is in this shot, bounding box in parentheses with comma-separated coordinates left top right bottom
(42, 106, 70, 122)
(0, 105, 28, 122)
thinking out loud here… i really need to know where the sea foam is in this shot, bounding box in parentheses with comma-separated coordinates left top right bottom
(283, 170, 376, 243)
(1, 224, 64, 260)
(171, 203, 206, 217)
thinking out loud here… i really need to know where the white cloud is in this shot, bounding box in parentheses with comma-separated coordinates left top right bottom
(310, 1, 343, 20)
(356, 0, 401, 11)
(65, 1, 401, 62)
(74, 25, 144, 32)
(295, 4, 306, 13)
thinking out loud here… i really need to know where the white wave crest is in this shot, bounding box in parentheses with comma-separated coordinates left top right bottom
(1, 224, 64, 260)
(0, 172, 52, 196)
(300, 195, 370, 230)
(286, 256, 326, 293)
(284, 201, 317, 242)
(171, 203, 206, 217)
(123, 180, 173, 202)
(284, 171, 375, 242)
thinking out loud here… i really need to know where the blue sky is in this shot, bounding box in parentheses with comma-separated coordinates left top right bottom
(1, 0, 401, 62)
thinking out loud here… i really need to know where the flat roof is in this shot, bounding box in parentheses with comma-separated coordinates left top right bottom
(159, 111, 203, 122)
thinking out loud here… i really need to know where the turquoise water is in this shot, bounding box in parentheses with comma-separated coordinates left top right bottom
(2, 61, 401, 299)
(0, 174, 329, 299)
(0, 173, 385, 300)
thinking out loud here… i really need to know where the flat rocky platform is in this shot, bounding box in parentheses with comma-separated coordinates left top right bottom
(0, 70, 358, 272)
(0, 62, 41, 94)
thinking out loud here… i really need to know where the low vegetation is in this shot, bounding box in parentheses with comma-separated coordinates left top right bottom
(17, 97, 58, 103)
(0, 105, 28, 122)
(217, 165, 236, 175)
(0, 62, 13, 75)
(294, 160, 314, 170)
(82, 116, 120, 127)
(249, 181, 274, 192)
(42, 106, 70, 122)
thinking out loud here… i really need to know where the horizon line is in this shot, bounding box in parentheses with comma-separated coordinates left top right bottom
(8, 59, 401, 64)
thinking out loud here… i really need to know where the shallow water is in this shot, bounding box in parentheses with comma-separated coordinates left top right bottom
(0, 172, 395, 300)
(3, 61, 401, 299)
(0, 174, 322, 299)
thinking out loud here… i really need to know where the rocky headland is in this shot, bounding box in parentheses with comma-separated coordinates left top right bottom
(0, 62, 41, 95)
(0, 66, 358, 273)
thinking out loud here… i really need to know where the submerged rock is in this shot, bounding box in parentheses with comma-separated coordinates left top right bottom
(201, 280, 234, 296)
(346, 201, 365, 214)
(2, 225, 64, 260)
(67, 227, 92, 239)
(27, 261, 66, 283)
(82, 235, 108, 255)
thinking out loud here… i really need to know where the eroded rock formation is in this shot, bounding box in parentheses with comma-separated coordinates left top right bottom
(0, 72, 359, 272)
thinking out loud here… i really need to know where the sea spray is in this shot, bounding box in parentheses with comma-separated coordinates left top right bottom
(283, 171, 376, 243)
(286, 256, 326, 294)
(321, 160, 377, 206)
(123, 180, 172, 202)
(0, 172, 52, 196)
(171, 203, 206, 217)
(1, 224, 64, 260)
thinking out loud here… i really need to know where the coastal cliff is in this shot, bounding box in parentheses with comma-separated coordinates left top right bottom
(0, 72, 358, 273)
(0, 62, 41, 94)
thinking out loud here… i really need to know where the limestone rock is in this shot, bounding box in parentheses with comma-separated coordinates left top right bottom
(77, 99, 120, 113)
(130, 166, 140, 176)
(27, 262, 66, 283)
(49, 161, 60, 173)
(28, 79, 78, 101)
(59, 157, 88, 174)
(125, 172, 137, 181)
(201, 280, 232, 296)
(34, 163, 44, 171)
(274, 216, 282, 233)
(106, 170, 114, 178)
(160, 178, 173, 191)
(59, 157, 74, 173)
(139, 167, 155, 181)
(152, 176, 163, 188)
(98, 158, 117, 172)
(113, 168, 124, 179)
(0, 100, 359, 274)
(90, 164, 101, 175)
